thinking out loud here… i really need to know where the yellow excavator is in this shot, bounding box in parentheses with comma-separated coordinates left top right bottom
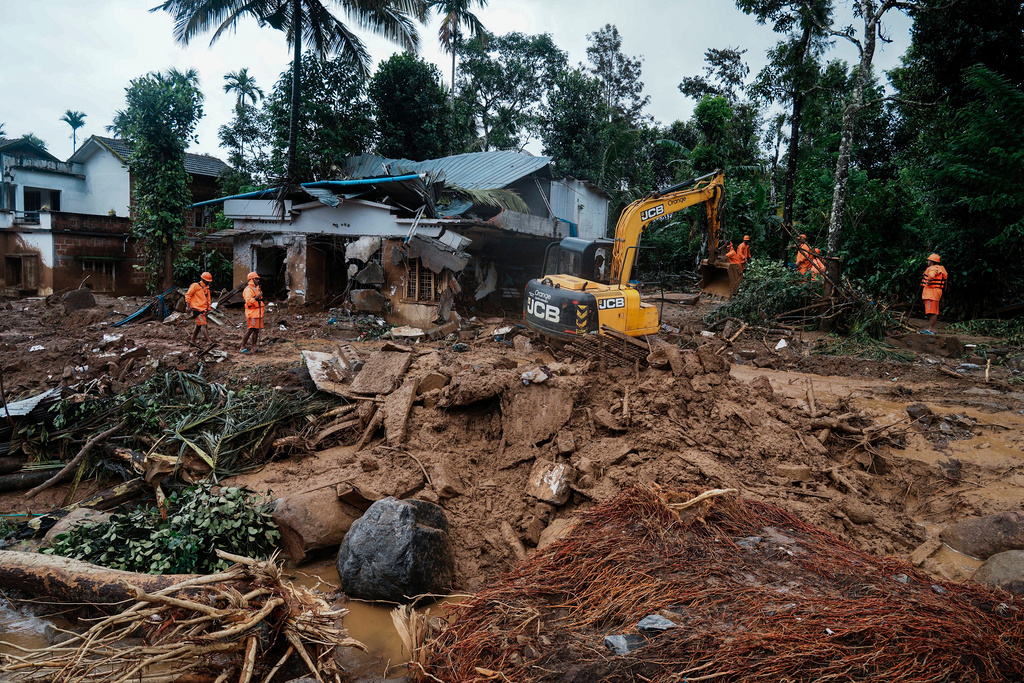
(523, 169, 739, 340)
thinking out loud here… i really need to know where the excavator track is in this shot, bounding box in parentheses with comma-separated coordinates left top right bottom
(565, 325, 652, 367)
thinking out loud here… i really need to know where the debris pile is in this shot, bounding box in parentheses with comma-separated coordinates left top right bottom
(0, 551, 364, 682)
(425, 486, 1024, 682)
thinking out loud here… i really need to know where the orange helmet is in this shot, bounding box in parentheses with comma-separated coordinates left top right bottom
(799, 234, 807, 240)
(927, 253, 941, 263)
(247, 271, 260, 281)
(743, 235, 751, 241)
(815, 248, 821, 254)
(200, 272, 213, 282)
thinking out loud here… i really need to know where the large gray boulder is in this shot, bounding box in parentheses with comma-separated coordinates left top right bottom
(972, 550, 1024, 596)
(337, 497, 454, 603)
(940, 512, 1024, 559)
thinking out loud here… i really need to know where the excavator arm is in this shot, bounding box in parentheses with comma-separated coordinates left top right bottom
(610, 169, 725, 287)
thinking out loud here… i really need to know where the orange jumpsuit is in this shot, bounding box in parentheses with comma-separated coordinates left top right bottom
(726, 246, 744, 266)
(795, 244, 813, 275)
(809, 257, 826, 280)
(737, 241, 751, 266)
(244, 282, 265, 329)
(921, 265, 948, 316)
(185, 282, 211, 325)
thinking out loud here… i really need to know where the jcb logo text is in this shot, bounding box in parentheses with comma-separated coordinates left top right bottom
(640, 204, 664, 222)
(526, 296, 560, 323)
(598, 297, 626, 310)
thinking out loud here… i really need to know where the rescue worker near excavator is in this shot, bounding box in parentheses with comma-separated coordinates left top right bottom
(737, 235, 752, 269)
(185, 272, 213, 348)
(726, 242, 744, 267)
(921, 253, 948, 335)
(240, 272, 264, 354)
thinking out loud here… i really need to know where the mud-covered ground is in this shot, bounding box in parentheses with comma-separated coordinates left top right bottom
(2, 292, 1023, 591)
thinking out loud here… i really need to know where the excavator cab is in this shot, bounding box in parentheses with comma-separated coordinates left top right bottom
(540, 237, 614, 284)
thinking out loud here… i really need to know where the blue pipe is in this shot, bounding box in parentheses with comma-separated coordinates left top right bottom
(301, 174, 422, 189)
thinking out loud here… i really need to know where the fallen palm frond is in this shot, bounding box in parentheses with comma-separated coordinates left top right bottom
(392, 605, 431, 678)
(812, 334, 917, 363)
(447, 186, 529, 214)
(0, 551, 364, 683)
(424, 486, 1024, 682)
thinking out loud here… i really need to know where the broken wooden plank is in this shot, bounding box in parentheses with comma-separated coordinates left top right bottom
(349, 350, 413, 395)
(383, 377, 419, 447)
(311, 418, 361, 447)
(355, 406, 386, 452)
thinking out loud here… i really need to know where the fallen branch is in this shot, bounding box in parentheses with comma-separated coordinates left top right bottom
(25, 420, 126, 499)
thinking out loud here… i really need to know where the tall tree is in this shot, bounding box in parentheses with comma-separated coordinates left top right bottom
(60, 110, 87, 152)
(223, 68, 264, 110)
(152, 0, 427, 182)
(585, 24, 650, 125)
(18, 133, 49, 150)
(541, 68, 610, 182)
(428, 0, 487, 100)
(740, 0, 832, 256)
(113, 68, 204, 291)
(262, 52, 373, 180)
(370, 53, 451, 160)
(810, 0, 927, 256)
(456, 31, 566, 151)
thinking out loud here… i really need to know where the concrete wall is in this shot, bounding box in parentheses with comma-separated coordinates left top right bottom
(50, 212, 146, 296)
(79, 151, 131, 216)
(0, 230, 54, 295)
(508, 175, 551, 217)
(7, 168, 87, 214)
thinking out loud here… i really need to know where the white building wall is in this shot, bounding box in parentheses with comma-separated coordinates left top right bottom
(549, 179, 609, 240)
(9, 169, 86, 213)
(79, 151, 131, 216)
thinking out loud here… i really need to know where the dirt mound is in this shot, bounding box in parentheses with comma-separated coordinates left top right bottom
(425, 486, 1024, 682)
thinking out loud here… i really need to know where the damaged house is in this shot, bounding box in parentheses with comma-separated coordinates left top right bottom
(207, 150, 609, 328)
(0, 135, 229, 296)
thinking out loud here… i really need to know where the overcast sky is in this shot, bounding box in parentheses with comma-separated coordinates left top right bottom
(0, 0, 912, 162)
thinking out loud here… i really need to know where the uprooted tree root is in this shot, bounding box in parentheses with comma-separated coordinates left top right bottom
(0, 551, 364, 683)
(424, 486, 1024, 682)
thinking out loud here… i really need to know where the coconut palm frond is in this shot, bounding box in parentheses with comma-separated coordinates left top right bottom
(448, 186, 528, 213)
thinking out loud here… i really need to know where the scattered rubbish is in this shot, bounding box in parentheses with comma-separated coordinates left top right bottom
(521, 366, 551, 385)
(452, 342, 469, 352)
(775, 338, 789, 350)
(700, 330, 716, 338)
(603, 634, 647, 656)
(636, 614, 677, 634)
(661, 324, 681, 334)
(28, 345, 45, 352)
(894, 573, 909, 583)
(391, 325, 426, 340)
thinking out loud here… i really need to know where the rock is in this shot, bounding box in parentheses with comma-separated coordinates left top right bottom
(603, 634, 646, 655)
(349, 289, 388, 313)
(537, 517, 578, 551)
(502, 384, 574, 446)
(775, 464, 812, 482)
(593, 408, 626, 432)
(749, 375, 774, 400)
(337, 497, 454, 603)
(906, 403, 933, 423)
(555, 431, 576, 456)
(946, 336, 966, 359)
(940, 512, 1024, 559)
(840, 499, 876, 525)
(62, 288, 96, 312)
(513, 335, 534, 353)
(636, 614, 677, 634)
(736, 536, 762, 550)
(525, 459, 576, 506)
(523, 516, 547, 546)
(909, 538, 942, 567)
(428, 461, 465, 499)
(416, 372, 450, 395)
(737, 349, 758, 360)
(971, 550, 1024, 595)
(696, 344, 728, 374)
(680, 351, 702, 379)
(273, 488, 364, 564)
(43, 508, 110, 546)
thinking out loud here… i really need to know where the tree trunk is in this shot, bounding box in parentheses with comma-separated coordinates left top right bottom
(286, 0, 302, 184)
(781, 21, 814, 261)
(826, 1, 880, 256)
(0, 470, 53, 493)
(0, 550, 200, 604)
(163, 240, 175, 290)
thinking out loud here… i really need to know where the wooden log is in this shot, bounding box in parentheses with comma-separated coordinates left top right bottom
(0, 469, 54, 493)
(0, 456, 27, 475)
(0, 549, 200, 604)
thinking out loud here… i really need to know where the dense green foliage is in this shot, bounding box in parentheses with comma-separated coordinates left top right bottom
(114, 69, 204, 292)
(709, 257, 819, 323)
(173, 245, 233, 291)
(370, 53, 453, 160)
(44, 485, 279, 574)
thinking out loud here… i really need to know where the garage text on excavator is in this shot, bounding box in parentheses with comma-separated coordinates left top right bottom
(523, 169, 737, 340)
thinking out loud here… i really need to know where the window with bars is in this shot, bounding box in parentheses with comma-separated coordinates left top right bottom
(82, 260, 116, 293)
(405, 258, 437, 302)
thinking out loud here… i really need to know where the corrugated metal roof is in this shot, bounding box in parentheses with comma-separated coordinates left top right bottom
(88, 136, 231, 178)
(341, 151, 551, 190)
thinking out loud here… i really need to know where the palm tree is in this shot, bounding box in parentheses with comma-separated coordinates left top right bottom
(223, 68, 264, 111)
(60, 110, 87, 152)
(429, 0, 487, 102)
(152, 0, 428, 183)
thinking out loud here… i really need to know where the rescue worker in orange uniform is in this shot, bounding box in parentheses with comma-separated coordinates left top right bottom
(809, 248, 826, 281)
(240, 272, 264, 354)
(737, 235, 752, 269)
(794, 234, 813, 276)
(726, 242, 744, 266)
(920, 253, 948, 335)
(185, 272, 213, 347)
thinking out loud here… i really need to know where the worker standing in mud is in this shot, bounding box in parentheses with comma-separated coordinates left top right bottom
(240, 272, 264, 354)
(185, 272, 213, 348)
(737, 235, 752, 269)
(921, 253, 948, 335)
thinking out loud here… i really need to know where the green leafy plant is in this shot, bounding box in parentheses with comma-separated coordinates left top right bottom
(708, 257, 819, 325)
(44, 485, 279, 574)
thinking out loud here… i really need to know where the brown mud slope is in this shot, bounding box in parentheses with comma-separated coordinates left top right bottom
(425, 486, 1024, 683)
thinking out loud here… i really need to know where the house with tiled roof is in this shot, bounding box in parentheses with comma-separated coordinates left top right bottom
(1, 135, 230, 297)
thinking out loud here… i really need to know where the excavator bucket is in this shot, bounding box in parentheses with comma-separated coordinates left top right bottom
(699, 261, 744, 299)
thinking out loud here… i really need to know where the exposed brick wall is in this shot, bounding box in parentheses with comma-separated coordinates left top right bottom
(50, 212, 148, 296)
